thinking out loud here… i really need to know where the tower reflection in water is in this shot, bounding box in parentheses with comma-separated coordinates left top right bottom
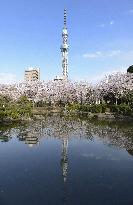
(16, 119, 70, 182)
(60, 137, 69, 182)
(18, 131, 69, 182)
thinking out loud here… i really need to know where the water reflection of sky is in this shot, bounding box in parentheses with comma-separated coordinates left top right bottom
(0, 116, 133, 205)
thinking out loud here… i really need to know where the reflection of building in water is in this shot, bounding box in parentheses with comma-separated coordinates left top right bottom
(25, 134, 39, 147)
(18, 132, 39, 147)
(60, 138, 68, 182)
(17, 121, 44, 147)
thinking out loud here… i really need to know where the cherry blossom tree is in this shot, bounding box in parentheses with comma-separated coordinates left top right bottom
(0, 72, 133, 106)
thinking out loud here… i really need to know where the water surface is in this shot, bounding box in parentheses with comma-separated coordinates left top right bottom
(0, 116, 133, 205)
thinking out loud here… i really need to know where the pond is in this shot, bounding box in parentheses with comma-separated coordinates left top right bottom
(0, 116, 133, 205)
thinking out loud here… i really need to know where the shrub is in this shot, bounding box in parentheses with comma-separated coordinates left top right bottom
(10, 112, 20, 119)
(119, 104, 132, 115)
(109, 105, 119, 113)
(109, 104, 132, 116)
(101, 104, 107, 113)
(0, 110, 5, 119)
(90, 104, 104, 113)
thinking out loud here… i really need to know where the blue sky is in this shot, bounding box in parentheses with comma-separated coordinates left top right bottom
(0, 0, 133, 83)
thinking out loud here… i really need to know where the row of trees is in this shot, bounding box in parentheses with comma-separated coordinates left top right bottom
(0, 70, 133, 116)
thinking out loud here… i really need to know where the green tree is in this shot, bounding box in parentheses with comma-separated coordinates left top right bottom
(127, 65, 133, 73)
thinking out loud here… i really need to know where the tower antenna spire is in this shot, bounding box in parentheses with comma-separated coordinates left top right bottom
(61, 9, 69, 79)
(64, 9, 67, 28)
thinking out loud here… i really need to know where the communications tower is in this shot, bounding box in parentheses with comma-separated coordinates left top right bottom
(61, 9, 69, 79)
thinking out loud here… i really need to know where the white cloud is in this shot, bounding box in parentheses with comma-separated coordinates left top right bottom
(99, 20, 115, 28)
(83, 50, 121, 59)
(107, 50, 121, 57)
(99, 24, 105, 28)
(0, 73, 18, 84)
(110, 20, 115, 25)
(83, 51, 102, 59)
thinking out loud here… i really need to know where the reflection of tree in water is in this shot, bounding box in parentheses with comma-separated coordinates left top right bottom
(127, 149, 133, 156)
(0, 135, 10, 142)
(86, 120, 133, 151)
(0, 116, 133, 153)
(0, 116, 133, 150)
(0, 125, 19, 142)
